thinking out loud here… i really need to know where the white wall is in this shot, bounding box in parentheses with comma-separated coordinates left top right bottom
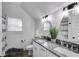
(51, 3, 79, 42)
(51, 10, 63, 28)
(2, 3, 35, 50)
(35, 9, 64, 38)
(0, 2, 2, 56)
(35, 6, 65, 40)
(51, 9, 65, 40)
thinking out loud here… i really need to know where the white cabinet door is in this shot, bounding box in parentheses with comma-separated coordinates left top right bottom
(33, 41, 36, 57)
(46, 50, 57, 57)
(33, 41, 38, 57)
(33, 41, 57, 57)
(68, 13, 79, 44)
(68, 13, 72, 42)
(71, 14, 79, 44)
(69, 13, 76, 43)
(40, 46, 47, 57)
(33, 41, 41, 57)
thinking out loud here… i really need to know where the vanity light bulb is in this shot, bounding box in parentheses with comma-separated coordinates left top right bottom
(74, 6, 79, 14)
(63, 11, 69, 17)
(41, 18, 46, 24)
(47, 15, 52, 22)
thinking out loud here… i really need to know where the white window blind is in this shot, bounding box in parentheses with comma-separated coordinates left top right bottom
(8, 17, 22, 31)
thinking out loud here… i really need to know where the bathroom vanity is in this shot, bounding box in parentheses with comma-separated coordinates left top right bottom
(33, 38, 79, 57)
(33, 2, 79, 57)
(33, 38, 66, 57)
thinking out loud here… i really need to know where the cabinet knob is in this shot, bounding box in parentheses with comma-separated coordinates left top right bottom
(69, 23, 71, 24)
(41, 48, 45, 51)
(34, 47, 36, 50)
(72, 37, 75, 39)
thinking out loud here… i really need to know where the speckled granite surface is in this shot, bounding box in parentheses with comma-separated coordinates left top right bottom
(33, 38, 79, 57)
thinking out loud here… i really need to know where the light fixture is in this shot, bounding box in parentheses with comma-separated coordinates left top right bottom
(46, 15, 52, 22)
(62, 2, 78, 17)
(74, 6, 79, 14)
(63, 9, 69, 17)
(41, 18, 46, 24)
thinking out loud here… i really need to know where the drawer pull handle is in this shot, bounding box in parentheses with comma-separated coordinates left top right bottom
(69, 23, 71, 24)
(72, 37, 75, 39)
(41, 48, 45, 51)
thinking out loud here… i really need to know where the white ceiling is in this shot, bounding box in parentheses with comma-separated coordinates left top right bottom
(21, 2, 65, 20)
(5, 2, 22, 6)
(3, 2, 72, 20)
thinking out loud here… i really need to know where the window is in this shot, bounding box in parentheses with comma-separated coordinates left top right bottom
(44, 22, 50, 31)
(41, 15, 52, 31)
(8, 17, 22, 31)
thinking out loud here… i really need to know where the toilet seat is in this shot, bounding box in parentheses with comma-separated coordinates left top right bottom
(26, 45, 33, 50)
(25, 45, 33, 56)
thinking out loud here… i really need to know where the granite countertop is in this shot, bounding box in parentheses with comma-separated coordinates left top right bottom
(33, 37, 79, 57)
(33, 38, 67, 57)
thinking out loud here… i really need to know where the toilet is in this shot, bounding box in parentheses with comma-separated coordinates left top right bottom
(26, 45, 33, 56)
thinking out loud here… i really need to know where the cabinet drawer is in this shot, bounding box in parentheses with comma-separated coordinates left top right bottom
(40, 46, 47, 57)
(46, 50, 57, 57)
(33, 41, 57, 57)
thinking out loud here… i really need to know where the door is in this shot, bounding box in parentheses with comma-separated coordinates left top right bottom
(69, 12, 79, 44)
